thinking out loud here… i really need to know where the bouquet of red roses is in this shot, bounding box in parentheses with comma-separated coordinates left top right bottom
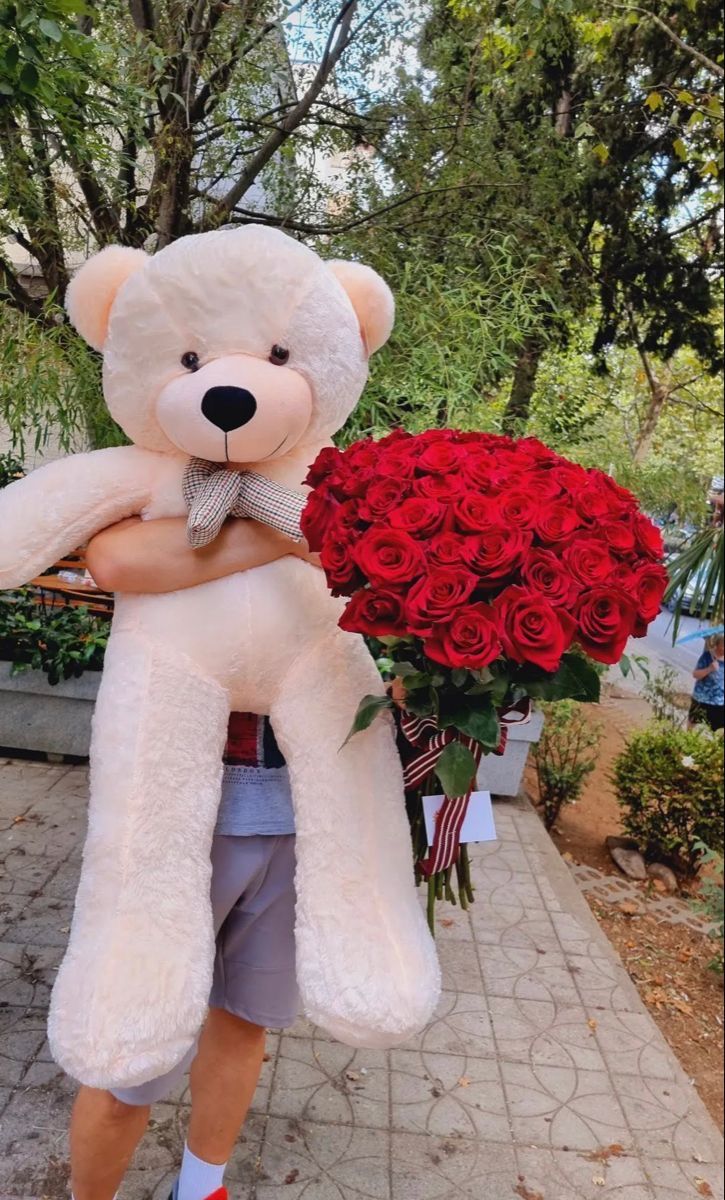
(302, 430, 667, 923)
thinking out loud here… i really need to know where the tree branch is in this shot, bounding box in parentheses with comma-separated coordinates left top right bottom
(608, 4, 724, 78)
(0, 251, 50, 323)
(128, 0, 157, 34)
(211, 0, 359, 223)
(189, 0, 310, 123)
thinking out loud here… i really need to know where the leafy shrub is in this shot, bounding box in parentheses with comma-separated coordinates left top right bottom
(0, 589, 108, 685)
(613, 725, 724, 877)
(643, 664, 689, 727)
(0, 453, 25, 490)
(692, 843, 724, 974)
(533, 701, 602, 830)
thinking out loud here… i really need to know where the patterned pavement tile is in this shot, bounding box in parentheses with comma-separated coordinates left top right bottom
(256, 1117, 391, 1199)
(515, 1147, 655, 1200)
(435, 940, 484, 994)
(481, 944, 581, 1005)
(500, 1061, 632, 1152)
(613, 1075, 725, 1164)
(567, 953, 644, 1012)
(642, 1158, 725, 1200)
(0, 1007, 47, 1087)
(404, 990, 495, 1058)
(270, 1038, 390, 1130)
(390, 1131, 517, 1200)
(390, 1048, 510, 1141)
(488, 997, 607, 1072)
(0, 940, 61, 1009)
(592, 1011, 686, 1082)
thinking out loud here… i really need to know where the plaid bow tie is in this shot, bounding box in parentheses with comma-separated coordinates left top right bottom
(182, 458, 306, 548)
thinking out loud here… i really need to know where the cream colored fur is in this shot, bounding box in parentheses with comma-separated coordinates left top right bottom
(0, 227, 440, 1089)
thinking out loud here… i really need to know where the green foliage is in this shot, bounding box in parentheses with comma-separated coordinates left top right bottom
(0, 307, 124, 454)
(613, 724, 725, 877)
(666, 525, 724, 635)
(692, 842, 724, 974)
(0, 587, 109, 684)
(642, 665, 690, 728)
(0, 451, 24, 488)
(532, 700, 602, 830)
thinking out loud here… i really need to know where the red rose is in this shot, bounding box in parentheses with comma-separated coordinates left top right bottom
(425, 602, 502, 670)
(552, 462, 590, 496)
(494, 585, 577, 673)
(320, 534, 358, 596)
(346, 441, 379, 470)
(462, 450, 497, 492)
(339, 588, 406, 637)
(497, 489, 539, 529)
(389, 497, 446, 538)
(534, 502, 582, 545)
(330, 499, 365, 534)
(413, 473, 467, 500)
(634, 513, 665, 560)
(428, 532, 471, 567)
(464, 526, 532, 585)
(453, 493, 501, 533)
(575, 482, 615, 523)
(405, 568, 479, 636)
(575, 586, 638, 664)
(563, 536, 615, 587)
(594, 519, 637, 555)
(516, 437, 558, 465)
(418, 441, 462, 474)
(519, 470, 565, 502)
(377, 447, 420, 479)
(633, 562, 669, 621)
(301, 488, 339, 552)
(352, 527, 426, 586)
(358, 478, 409, 521)
(522, 548, 580, 607)
(305, 446, 345, 488)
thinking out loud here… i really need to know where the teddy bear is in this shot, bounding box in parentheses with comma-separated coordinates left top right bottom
(0, 226, 440, 1089)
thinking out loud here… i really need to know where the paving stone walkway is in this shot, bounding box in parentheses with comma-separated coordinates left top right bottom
(568, 862, 717, 936)
(0, 758, 723, 1200)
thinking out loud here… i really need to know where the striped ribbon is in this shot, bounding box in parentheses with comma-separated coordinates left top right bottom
(401, 699, 531, 878)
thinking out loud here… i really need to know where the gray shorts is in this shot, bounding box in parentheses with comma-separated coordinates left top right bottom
(112, 833, 298, 1106)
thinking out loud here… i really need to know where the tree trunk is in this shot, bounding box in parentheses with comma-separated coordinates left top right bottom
(502, 338, 543, 434)
(633, 381, 669, 464)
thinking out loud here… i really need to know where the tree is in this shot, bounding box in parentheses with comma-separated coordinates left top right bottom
(0, 0, 414, 317)
(373, 0, 724, 432)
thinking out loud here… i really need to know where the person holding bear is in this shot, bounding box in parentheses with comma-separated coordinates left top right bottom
(70, 515, 315, 1200)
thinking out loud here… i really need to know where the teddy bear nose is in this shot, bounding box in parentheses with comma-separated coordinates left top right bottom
(201, 386, 257, 432)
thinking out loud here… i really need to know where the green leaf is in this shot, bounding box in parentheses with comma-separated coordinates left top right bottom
(39, 19, 63, 41)
(391, 661, 423, 678)
(593, 142, 610, 164)
(529, 654, 602, 703)
(341, 694, 392, 749)
(676, 90, 695, 105)
(19, 63, 39, 91)
(4, 44, 20, 69)
(450, 668, 469, 688)
(620, 653, 632, 678)
(645, 91, 664, 111)
(435, 742, 478, 798)
(453, 703, 502, 750)
(672, 137, 688, 161)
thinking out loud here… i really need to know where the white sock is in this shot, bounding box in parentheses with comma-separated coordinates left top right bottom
(177, 1143, 227, 1200)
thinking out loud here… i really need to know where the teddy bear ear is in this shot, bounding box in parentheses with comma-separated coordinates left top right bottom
(65, 246, 149, 351)
(327, 261, 395, 356)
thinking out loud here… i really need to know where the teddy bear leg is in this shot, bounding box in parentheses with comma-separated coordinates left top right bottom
(271, 630, 441, 1049)
(48, 630, 229, 1089)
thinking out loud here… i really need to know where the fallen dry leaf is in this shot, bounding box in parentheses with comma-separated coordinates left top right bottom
(584, 1144, 626, 1163)
(695, 1178, 713, 1197)
(593, 1177, 606, 1187)
(618, 901, 641, 916)
(345, 1071, 361, 1082)
(439, 918, 455, 928)
(514, 1179, 544, 1200)
(587, 1019, 599, 1032)
(284, 1168, 300, 1185)
(457, 1076, 471, 1088)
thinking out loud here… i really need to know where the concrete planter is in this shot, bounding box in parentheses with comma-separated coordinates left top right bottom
(477, 707, 545, 797)
(0, 662, 100, 757)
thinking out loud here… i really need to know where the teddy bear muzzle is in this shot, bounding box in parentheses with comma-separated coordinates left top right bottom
(156, 352, 314, 464)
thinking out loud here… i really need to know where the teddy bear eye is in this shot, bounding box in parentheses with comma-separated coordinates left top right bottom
(181, 351, 200, 371)
(269, 344, 290, 366)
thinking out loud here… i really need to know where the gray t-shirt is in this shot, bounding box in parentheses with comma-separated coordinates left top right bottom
(215, 714, 295, 837)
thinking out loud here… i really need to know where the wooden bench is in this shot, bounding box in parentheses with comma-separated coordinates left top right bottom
(29, 550, 115, 619)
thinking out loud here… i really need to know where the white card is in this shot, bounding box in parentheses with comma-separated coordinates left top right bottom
(422, 791, 497, 849)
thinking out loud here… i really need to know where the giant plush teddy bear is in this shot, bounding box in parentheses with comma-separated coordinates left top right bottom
(0, 226, 440, 1089)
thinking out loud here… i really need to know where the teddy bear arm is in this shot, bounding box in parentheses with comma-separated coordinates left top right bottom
(0, 445, 166, 589)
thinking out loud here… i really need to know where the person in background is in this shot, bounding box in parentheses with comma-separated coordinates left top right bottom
(689, 633, 725, 732)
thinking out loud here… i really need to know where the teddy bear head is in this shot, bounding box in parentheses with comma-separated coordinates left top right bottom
(66, 226, 394, 464)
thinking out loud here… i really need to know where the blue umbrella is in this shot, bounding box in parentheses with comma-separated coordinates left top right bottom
(676, 625, 725, 645)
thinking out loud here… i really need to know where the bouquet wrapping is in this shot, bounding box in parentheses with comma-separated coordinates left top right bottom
(302, 430, 667, 924)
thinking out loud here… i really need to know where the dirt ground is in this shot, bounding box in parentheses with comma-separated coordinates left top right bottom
(525, 686, 725, 1131)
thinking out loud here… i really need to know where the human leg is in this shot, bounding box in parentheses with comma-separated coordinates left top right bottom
(70, 1087, 151, 1200)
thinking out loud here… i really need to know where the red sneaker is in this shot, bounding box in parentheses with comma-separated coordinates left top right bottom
(168, 1188, 227, 1200)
